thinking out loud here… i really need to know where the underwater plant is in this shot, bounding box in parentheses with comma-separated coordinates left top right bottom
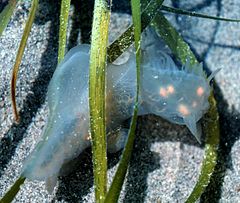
(0, 0, 240, 202)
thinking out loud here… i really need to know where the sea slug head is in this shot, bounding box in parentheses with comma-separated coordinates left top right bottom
(174, 73, 211, 142)
(142, 61, 219, 143)
(172, 62, 220, 142)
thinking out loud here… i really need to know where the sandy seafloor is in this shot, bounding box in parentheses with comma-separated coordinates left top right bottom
(1, 0, 240, 202)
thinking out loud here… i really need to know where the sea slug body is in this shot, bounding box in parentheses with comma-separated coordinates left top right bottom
(21, 30, 217, 192)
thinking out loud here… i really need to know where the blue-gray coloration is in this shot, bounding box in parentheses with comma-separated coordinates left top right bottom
(21, 30, 216, 192)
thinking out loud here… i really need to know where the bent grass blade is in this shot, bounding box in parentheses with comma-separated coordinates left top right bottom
(11, 0, 39, 123)
(1, 0, 37, 202)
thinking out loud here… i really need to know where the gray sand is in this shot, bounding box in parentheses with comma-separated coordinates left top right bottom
(1, 0, 240, 202)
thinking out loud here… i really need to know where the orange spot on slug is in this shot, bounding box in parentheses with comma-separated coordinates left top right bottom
(159, 87, 168, 97)
(160, 85, 175, 98)
(167, 85, 175, 94)
(178, 104, 190, 116)
(197, 86, 204, 96)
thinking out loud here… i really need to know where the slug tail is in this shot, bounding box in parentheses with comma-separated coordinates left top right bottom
(45, 175, 58, 194)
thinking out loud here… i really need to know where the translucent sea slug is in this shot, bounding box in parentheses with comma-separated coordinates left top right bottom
(21, 31, 217, 192)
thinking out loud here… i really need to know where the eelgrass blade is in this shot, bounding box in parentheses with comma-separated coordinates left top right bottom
(58, 0, 71, 63)
(11, 0, 39, 122)
(0, 177, 26, 203)
(0, 0, 18, 36)
(104, 0, 143, 202)
(161, 5, 240, 22)
(107, 0, 164, 63)
(152, 13, 197, 66)
(89, 0, 111, 202)
(185, 93, 219, 203)
(152, 13, 220, 202)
